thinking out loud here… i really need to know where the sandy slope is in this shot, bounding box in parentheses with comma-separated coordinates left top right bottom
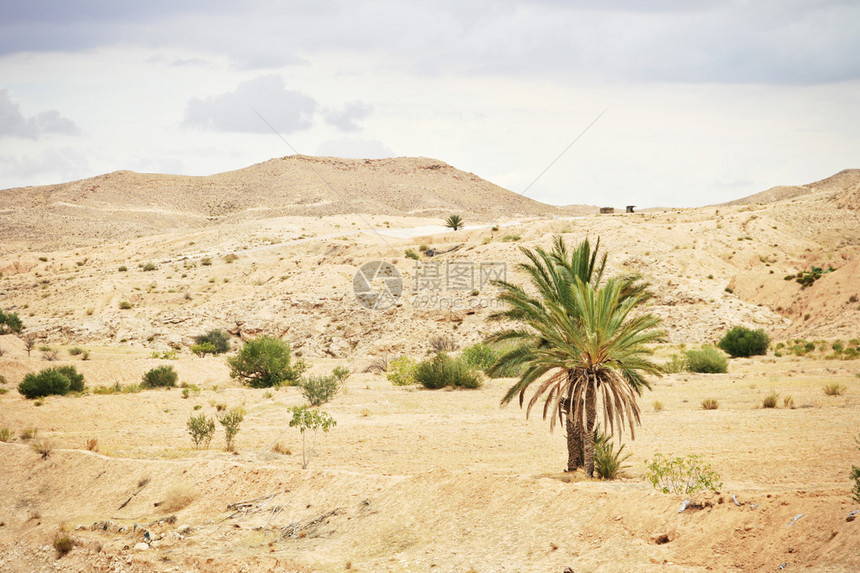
(0, 161, 859, 571)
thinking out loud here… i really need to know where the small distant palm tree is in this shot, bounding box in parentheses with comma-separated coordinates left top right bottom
(444, 214, 464, 231)
(487, 237, 663, 476)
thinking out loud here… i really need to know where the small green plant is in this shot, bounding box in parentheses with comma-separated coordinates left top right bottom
(186, 413, 215, 449)
(645, 454, 723, 494)
(119, 301, 132, 310)
(762, 391, 779, 408)
(191, 342, 217, 357)
(20, 427, 38, 440)
(32, 439, 53, 459)
(718, 326, 770, 358)
(300, 374, 342, 406)
(662, 354, 688, 374)
(653, 400, 664, 412)
(405, 249, 420, 260)
(823, 383, 846, 397)
(413, 352, 482, 389)
(0, 427, 13, 442)
(289, 406, 336, 469)
(684, 346, 728, 374)
(387, 356, 418, 386)
(142, 365, 178, 388)
(593, 428, 631, 480)
(118, 265, 128, 272)
(68, 347, 84, 356)
(227, 336, 305, 388)
(53, 533, 74, 558)
(501, 234, 521, 242)
(223, 253, 238, 263)
(332, 366, 350, 383)
(142, 262, 157, 271)
(701, 399, 719, 410)
(217, 407, 245, 451)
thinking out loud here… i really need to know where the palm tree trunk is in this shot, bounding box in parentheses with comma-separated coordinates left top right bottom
(583, 376, 598, 477)
(562, 377, 583, 471)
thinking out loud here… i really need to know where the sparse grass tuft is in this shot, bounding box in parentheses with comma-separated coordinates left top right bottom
(160, 483, 197, 512)
(0, 427, 13, 442)
(701, 399, 719, 410)
(653, 400, 664, 412)
(762, 391, 779, 409)
(86, 438, 98, 452)
(823, 383, 846, 397)
(53, 534, 74, 558)
(783, 396, 795, 409)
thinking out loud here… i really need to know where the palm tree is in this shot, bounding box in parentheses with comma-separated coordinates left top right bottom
(486, 237, 663, 476)
(444, 214, 464, 231)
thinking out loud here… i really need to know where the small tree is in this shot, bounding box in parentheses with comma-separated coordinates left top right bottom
(142, 365, 178, 388)
(289, 406, 336, 469)
(0, 310, 23, 335)
(300, 374, 342, 406)
(718, 326, 770, 358)
(217, 407, 245, 451)
(193, 329, 230, 354)
(19, 369, 70, 399)
(23, 333, 37, 357)
(444, 214, 464, 231)
(227, 336, 305, 388)
(187, 413, 215, 449)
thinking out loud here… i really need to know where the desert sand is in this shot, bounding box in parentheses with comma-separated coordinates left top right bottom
(0, 159, 858, 571)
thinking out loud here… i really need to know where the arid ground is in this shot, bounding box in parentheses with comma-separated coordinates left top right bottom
(0, 158, 858, 571)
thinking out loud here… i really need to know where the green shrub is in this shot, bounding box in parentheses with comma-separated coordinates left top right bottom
(18, 366, 84, 399)
(501, 234, 521, 242)
(593, 428, 631, 480)
(701, 398, 719, 410)
(461, 343, 499, 371)
(413, 352, 482, 389)
(53, 534, 74, 558)
(190, 342, 217, 357)
(300, 374, 342, 406)
(718, 326, 770, 358)
(405, 249, 419, 260)
(68, 347, 84, 356)
(142, 262, 157, 271)
(118, 265, 128, 272)
(119, 301, 132, 310)
(662, 354, 688, 374)
(227, 336, 305, 388)
(387, 356, 418, 386)
(193, 329, 230, 354)
(646, 454, 723, 494)
(0, 427, 13, 442)
(0, 310, 23, 334)
(684, 346, 728, 373)
(142, 365, 178, 388)
(217, 407, 245, 451)
(186, 413, 215, 449)
(332, 366, 350, 382)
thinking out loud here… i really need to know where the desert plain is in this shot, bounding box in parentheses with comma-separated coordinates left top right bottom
(0, 156, 858, 572)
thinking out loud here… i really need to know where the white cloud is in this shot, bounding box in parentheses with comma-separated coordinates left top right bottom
(182, 75, 317, 133)
(324, 101, 373, 132)
(0, 89, 80, 139)
(0, 147, 90, 186)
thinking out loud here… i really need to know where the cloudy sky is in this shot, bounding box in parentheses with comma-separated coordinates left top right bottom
(1, 1, 858, 208)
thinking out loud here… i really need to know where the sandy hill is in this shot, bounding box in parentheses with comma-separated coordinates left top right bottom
(0, 156, 585, 249)
(725, 168, 860, 207)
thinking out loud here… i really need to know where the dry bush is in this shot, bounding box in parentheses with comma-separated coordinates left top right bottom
(32, 440, 53, 459)
(823, 383, 846, 397)
(762, 392, 779, 409)
(272, 442, 291, 455)
(20, 427, 38, 440)
(160, 483, 197, 512)
(701, 399, 719, 410)
(86, 438, 98, 452)
(783, 396, 795, 409)
(653, 401, 664, 412)
(53, 534, 74, 558)
(428, 334, 457, 353)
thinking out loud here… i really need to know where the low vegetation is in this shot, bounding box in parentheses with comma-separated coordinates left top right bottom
(823, 383, 846, 396)
(0, 309, 23, 334)
(387, 356, 418, 386)
(413, 352, 482, 389)
(685, 346, 728, 373)
(300, 368, 349, 406)
(718, 326, 770, 358)
(701, 398, 719, 410)
(851, 433, 860, 503)
(227, 336, 305, 388)
(192, 329, 231, 355)
(646, 454, 723, 494)
(18, 366, 85, 399)
(187, 413, 216, 449)
(142, 365, 178, 388)
(593, 428, 631, 480)
(762, 391, 779, 408)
